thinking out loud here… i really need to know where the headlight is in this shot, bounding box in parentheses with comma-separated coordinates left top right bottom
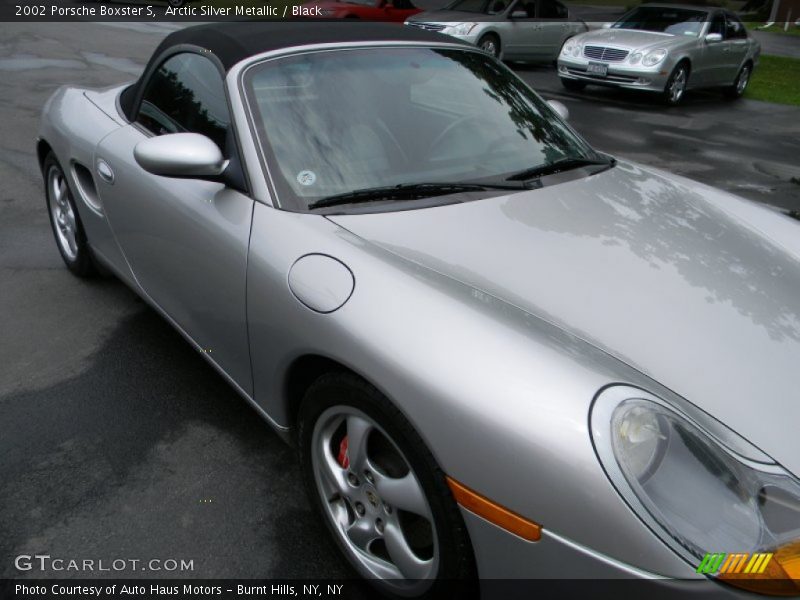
(642, 48, 667, 67)
(561, 40, 582, 57)
(629, 52, 643, 65)
(592, 386, 800, 595)
(445, 22, 478, 36)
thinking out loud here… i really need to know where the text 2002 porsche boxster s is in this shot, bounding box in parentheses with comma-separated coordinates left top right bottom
(38, 22, 800, 598)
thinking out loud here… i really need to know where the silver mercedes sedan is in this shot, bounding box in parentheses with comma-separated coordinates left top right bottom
(39, 21, 799, 598)
(557, 4, 760, 104)
(406, 0, 587, 61)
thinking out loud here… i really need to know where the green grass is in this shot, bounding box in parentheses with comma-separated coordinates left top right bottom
(745, 54, 800, 106)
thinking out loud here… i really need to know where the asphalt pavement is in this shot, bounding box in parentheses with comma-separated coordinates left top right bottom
(1, 21, 799, 580)
(751, 29, 800, 58)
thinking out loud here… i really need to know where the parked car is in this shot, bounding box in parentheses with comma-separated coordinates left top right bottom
(557, 4, 760, 104)
(39, 21, 800, 598)
(406, 0, 587, 61)
(302, 0, 421, 21)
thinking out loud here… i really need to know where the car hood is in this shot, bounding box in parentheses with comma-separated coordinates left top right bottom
(578, 28, 687, 50)
(408, 10, 501, 22)
(329, 161, 800, 475)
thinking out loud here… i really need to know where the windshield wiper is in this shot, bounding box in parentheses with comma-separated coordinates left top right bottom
(506, 156, 616, 182)
(308, 181, 526, 210)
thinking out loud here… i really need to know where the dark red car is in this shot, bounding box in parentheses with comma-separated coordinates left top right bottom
(303, 0, 421, 21)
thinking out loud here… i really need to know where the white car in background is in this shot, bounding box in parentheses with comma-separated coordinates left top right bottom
(406, 0, 587, 61)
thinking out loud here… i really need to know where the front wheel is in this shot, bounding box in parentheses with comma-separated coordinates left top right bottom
(477, 34, 501, 59)
(43, 153, 96, 278)
(726, 62, 752, 99)
(663, 63, 689, 105)
(298, 373, 476, 598)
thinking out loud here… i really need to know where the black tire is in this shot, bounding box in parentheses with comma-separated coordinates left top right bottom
(43, 152, 97, 278)
(168, 0, 186, 7)
(560, 77, 586, 92)
(663, 62, 690, 105)
(477, 33, 501, 59)
(726, 62, 752, 99)
(298, 372, 477, 599)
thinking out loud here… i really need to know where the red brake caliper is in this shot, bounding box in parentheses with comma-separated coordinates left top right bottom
(337, 435, 350, 469)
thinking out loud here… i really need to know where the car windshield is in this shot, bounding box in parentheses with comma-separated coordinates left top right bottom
(244, 47, 599, 212)
(445, 0, 509, 14)
(612, 6, 708, 36)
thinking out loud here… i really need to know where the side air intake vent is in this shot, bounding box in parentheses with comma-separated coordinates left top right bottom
(71, 162, 103, 214)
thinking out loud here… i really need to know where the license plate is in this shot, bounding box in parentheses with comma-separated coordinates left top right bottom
(587, 62, 608, 77)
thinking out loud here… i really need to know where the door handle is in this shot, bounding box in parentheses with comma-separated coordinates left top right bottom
(96, 158, 114, 184)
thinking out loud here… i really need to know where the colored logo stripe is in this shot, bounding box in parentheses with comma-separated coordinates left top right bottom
(697, 553, 726, 574)
(697, 553, 773, 574)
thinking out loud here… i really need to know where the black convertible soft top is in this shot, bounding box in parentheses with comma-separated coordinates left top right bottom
(120, 22, 462, 118)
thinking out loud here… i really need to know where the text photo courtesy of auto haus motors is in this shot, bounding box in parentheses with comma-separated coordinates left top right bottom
(1, 1, 799, 599)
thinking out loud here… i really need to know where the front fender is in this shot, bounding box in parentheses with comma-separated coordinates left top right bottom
(246, 202, 692, 578)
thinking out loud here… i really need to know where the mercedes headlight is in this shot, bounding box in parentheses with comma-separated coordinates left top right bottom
(642, 48, 667, 66)
(592, 386, 800, 595)
(561, 39, 582, 58)
(445, 22, 478, 36)
(629, 52, 643, 65)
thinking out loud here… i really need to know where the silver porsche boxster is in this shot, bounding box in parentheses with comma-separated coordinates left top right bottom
(38, 22, 799, 598)
(557, 4, 760, 104)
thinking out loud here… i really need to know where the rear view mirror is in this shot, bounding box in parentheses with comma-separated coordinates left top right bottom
(705, 32, 723, 43)
(601, 22, 612, 28)
(510, 10, 527, 18)
(547, 99, 569, 120)
(134, 133, 228, 179)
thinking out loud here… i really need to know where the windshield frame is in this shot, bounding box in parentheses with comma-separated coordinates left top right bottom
(238, 42, 602, 213)
(611, 6, 711, 36)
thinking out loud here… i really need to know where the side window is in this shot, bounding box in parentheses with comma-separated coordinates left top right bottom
(539, 0, 567, 18)
(137, 53, 230, 151)
(509, 0, 536, 18)
(708, 14, 725, 37)
(726, 14, 747, 39)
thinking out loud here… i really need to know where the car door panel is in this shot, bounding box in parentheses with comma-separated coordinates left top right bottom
(724, 15, 750, 83)
(700, 13, 731, 85)
(504, 0, 545, 59)
(537, 0, 574, 61)
(96, 124, 255, 395)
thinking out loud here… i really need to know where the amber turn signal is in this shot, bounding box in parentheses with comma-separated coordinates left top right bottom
(720, 541, 800, 596)
(446, 476, 542, 542)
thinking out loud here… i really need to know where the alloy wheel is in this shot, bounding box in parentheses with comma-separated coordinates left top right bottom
(669, 67, 687, 104)
(48, 165, 78, 261)
(479, 38, 499, 58)
(736, 65, 751, 95)
(311, 406, 438, 592)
